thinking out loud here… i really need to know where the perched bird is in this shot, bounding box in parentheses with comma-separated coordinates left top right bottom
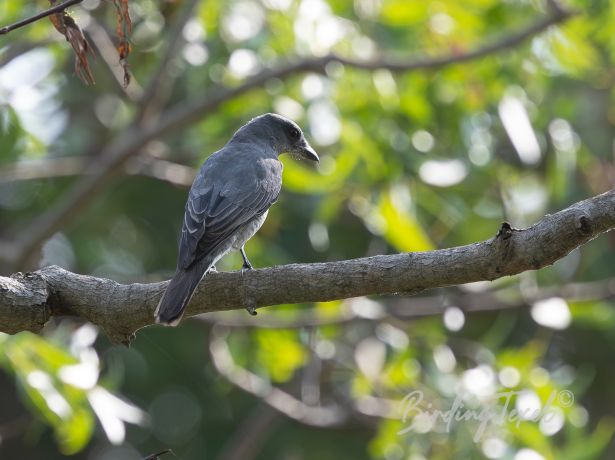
(155, 113, 319, 325)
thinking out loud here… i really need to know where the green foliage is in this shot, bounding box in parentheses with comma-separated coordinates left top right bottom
(0, 332, 94, 454)
(0, 327, 143, 455)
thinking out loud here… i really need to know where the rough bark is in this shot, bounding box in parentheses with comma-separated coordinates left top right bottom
(1, 189, 613, 345)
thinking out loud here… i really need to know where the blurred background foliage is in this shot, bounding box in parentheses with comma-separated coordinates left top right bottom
(1, 0, 615, 458)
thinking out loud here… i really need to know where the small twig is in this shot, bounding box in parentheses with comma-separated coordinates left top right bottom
(0, 0, 83, 35)
(141, 449, 174, 460)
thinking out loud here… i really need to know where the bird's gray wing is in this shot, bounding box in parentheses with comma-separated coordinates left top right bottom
(177, 157, 281, 269)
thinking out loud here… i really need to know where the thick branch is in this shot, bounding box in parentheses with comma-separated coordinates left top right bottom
(0, 189, 612, 345)
(0, 6, 575, 271)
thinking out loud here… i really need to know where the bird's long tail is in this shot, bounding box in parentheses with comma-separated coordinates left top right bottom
(155, 258, 212, 326)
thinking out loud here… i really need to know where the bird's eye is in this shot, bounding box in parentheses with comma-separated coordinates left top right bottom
(289, 127, 300, 140)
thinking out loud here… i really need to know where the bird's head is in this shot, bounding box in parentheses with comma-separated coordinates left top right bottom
(246, 113, 319, 162)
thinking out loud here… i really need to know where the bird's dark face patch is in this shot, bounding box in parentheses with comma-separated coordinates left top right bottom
(276, 117, 319, 163)
(287, 126, 301, 142)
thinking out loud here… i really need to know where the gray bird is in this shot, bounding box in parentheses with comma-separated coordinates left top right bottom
(155, 113, 319, 325)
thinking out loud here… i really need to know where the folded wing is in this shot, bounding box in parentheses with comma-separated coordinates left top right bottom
(178, 155, 282, 269)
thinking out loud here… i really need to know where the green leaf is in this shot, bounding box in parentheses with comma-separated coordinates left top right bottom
(255, 329, 306, 382)
(0, 106, 23, 164)
(378, 188, 434, 252)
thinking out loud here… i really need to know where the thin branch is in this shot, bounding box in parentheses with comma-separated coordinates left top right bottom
(0, 156, 196, 187)
(0, 0, 84, 35)
(0, 189, 613, 344)
(0, 7, 575, 272)
(136, 0, 201, 122)
(546, 0, 567, 15)
(210, 330, 398, 426)
(198, 277, 615, 329)
(210, 331, 348, 427)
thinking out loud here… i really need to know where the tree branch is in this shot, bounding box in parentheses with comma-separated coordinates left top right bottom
(198, 277, 615, 329)
(0, 156, 196, 187)
(0, 6, 575, 271)
(0, 189, 612, 345)
(136, 0, 201, 122)
(0, 0, 83, 35)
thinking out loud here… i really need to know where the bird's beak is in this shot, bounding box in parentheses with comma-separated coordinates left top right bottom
(299, 142, 319, 162)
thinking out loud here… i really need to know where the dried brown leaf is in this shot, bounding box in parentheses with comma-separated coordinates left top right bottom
(111, 0, 132, 87)
(49, 2, 96, 85)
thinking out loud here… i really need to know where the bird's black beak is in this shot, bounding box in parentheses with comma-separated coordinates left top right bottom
(300, 142, 319, 162)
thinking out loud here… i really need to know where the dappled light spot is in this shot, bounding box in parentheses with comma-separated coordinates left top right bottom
(274, 95, 305, 120)
(429, 13, 455, 35)
(376, 323, 409, 350)
(443, 306, 465, 331)
(539, 406, 564, 436)
(27, 370, 72, 418)
(482, 437, 508, 459)
(531, 297, 571, 330)
(88, 388, 146, 445)
(498, 95, 541, 165)
(462, 365, 496, 398)
(183, 42, 208, 67)
(419, 159, 467, 187)
(222, 1, 264, 42)
(228, 49, 260, 78)
(498, 366, 521, 388)
(315, 339, 336, 359)
(350, 297, 384, 319)
(411, 129, 435, 153)
(263, 0, 293, 11)
(301, 74, 327, 99)
(433, 344, 456, 373)
(41, 232, 76, 270)
(308, 100, 341, 145)
(515, 390, 541, 420)
(308, 221, 330, 251)
(182, 18, 205, 42)
(514, 448, 545, 460)
(355, 337, 386, 380)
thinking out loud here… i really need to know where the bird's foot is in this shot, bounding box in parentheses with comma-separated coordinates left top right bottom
(240, 249, 256, 315)
(241, 261, 253, 276)
(244, 296, 257, 316)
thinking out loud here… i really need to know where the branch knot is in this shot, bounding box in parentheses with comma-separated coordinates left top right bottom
(576, 215, 592, 236)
